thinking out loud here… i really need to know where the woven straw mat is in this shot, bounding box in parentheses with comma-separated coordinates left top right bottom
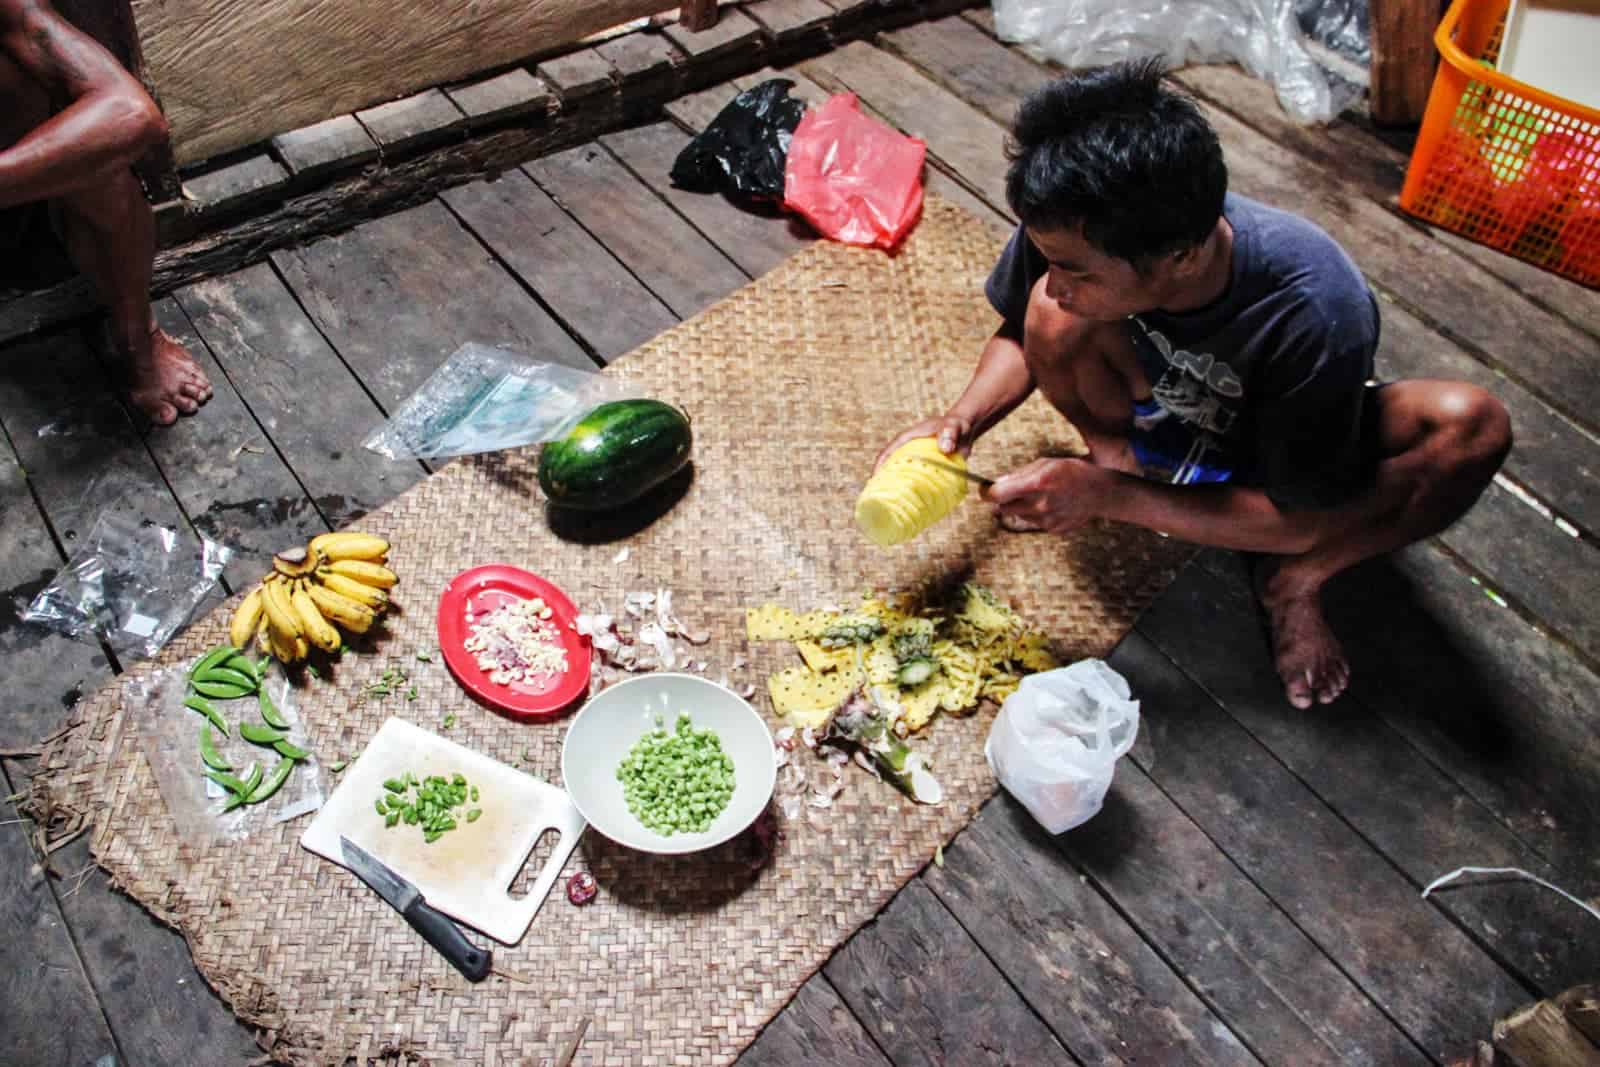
(37, 197, 1192, 1065)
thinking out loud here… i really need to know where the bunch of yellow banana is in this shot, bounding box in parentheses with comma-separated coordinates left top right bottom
(227, 532, 398, 664)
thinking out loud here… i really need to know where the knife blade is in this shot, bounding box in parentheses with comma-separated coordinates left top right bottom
(914, 454, 996, 488)
(340, 835, 493, 982)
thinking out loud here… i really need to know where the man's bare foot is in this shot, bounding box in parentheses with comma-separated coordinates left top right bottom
(997, 513, 1047, 533)
(128, 327, 212, 426)
(1253, 558, 1351, 710)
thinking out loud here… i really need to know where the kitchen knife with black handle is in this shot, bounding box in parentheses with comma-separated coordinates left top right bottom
(340, 835, 493, 982)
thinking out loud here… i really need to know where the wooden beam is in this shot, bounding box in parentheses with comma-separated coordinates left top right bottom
(1555, 987, 1600, 1049)
(679, 0, 719, 30)
(1370, 0, 1441, 126)
(1493, 998, 1600, 1067)
(132, 0, 699, 165)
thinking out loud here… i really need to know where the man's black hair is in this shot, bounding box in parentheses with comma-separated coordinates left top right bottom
(1005, 58, 1228, 267)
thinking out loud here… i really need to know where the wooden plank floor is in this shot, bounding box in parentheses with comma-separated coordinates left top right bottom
(6, 15, 1600, 1066)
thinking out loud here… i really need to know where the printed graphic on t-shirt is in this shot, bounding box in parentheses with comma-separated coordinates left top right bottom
(1127, 317, 1243, 486)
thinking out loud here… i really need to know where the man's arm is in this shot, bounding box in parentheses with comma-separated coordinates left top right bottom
(872, 320, 1035, 468)
(947, 320, 1035, 439)
(0, 0, 166, 208)
(988, 457, 1330, 554)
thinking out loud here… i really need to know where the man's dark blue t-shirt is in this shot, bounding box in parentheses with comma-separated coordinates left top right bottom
(985, 193, 1381, 510)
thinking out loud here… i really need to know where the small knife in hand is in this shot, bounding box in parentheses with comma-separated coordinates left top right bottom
(340, 835, 493, 982)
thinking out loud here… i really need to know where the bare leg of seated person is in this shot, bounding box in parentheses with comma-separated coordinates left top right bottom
(0, 53, 210, 426)
(56, 167, 212, 425)
(1253, 381, 1511, 709)
(1018, 300, 1512, 711)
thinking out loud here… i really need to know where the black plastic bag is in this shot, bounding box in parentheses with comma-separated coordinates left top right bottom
(670, 79, 807, 200)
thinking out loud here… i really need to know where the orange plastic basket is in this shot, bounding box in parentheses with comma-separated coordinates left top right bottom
(1399, 0, 1600, 288)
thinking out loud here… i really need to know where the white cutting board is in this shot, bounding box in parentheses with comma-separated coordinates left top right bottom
(301, 717, 585, 945)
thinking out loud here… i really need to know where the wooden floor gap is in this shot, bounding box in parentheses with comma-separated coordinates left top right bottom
(517, 163, 695, 331)
(1108, 653, 1477, 1058)
(915, 874, 1091, 1066)
(1424, 535, 1600, 685)
(0, 405, 71, 568)
(1042, 830, 1291, 1067)
(161, 296, 346, 545)
(1492, 471, 1590, 545)
(431, 194, 611, 371)
(823, 970, 903, 1067)
(1370, 275, 1600, 442)
(597, 135, 759, 285)
(1184, 547, 1594, 885)
(0, 760, 130, 1067)
(1141, 610, 1556, 1001)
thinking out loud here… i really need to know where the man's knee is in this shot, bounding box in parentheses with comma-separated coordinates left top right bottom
(1427, 383, 1513, 471)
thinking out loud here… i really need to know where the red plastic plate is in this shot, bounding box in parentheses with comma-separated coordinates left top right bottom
(436, 564, 592, 719)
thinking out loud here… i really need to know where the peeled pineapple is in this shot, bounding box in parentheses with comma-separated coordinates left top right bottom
(855, 437, 970, 546)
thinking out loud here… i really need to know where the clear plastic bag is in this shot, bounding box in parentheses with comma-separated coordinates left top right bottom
(993, 0, 1358, 124)
(23, 511, 232, 659)
(130, 661, 325, 843)
(984, 659, 1140, 833)
(1295, 0, 1369, 65)
(363, 343, 637, 460)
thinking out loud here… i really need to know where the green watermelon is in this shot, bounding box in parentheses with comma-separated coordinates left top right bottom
(537, 399, 693, 511)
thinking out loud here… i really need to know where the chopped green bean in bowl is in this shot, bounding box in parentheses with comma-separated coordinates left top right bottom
(560, 673, 777, 854)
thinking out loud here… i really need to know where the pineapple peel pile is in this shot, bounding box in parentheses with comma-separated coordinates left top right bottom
(229, 531, 396, 664)
(747, 582, 1058, 734)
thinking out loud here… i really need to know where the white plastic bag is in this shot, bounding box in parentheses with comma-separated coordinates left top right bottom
(993, 0, 1359, 125)
(984, 659, 1140, 833)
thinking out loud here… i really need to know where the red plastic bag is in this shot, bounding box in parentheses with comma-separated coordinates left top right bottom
(783, 93, 927, 250)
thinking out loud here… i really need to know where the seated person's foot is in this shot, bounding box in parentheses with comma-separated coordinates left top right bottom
(997, 512, 1046, 533)
(1253, 558, 1350, 710)
(129, 327, 212, 426)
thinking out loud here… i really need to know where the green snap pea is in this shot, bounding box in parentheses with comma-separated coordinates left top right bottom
(383, 778, 405, 793)
(192, 679, 253, 700)
(466, 809, 481, 823)
(247, 758, 295, 804)
(385, 811, 399, 827)
(240, 762, 263, 797)
(189, 645, 237, 679)
(239, 721, 287, 745)
(199, 724, 231, 772)
(374, 798, 387, 817)
(206, 767, 251, 796)
(184, 696, 229, 736)
(273, 739, 309, 761)
(195, 665, 257, 691)
(258, 688, 289, 730)
(226, 651, 262, 677)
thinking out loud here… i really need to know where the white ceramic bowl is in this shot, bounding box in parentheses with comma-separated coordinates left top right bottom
(560, 673, 777, 854)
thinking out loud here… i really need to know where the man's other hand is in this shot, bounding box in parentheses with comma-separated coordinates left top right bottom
(873, 414, 975, 471)
(984, 456, 1112, 535)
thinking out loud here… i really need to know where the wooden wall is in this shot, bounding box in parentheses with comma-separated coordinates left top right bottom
(132, 0, 685, 165)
